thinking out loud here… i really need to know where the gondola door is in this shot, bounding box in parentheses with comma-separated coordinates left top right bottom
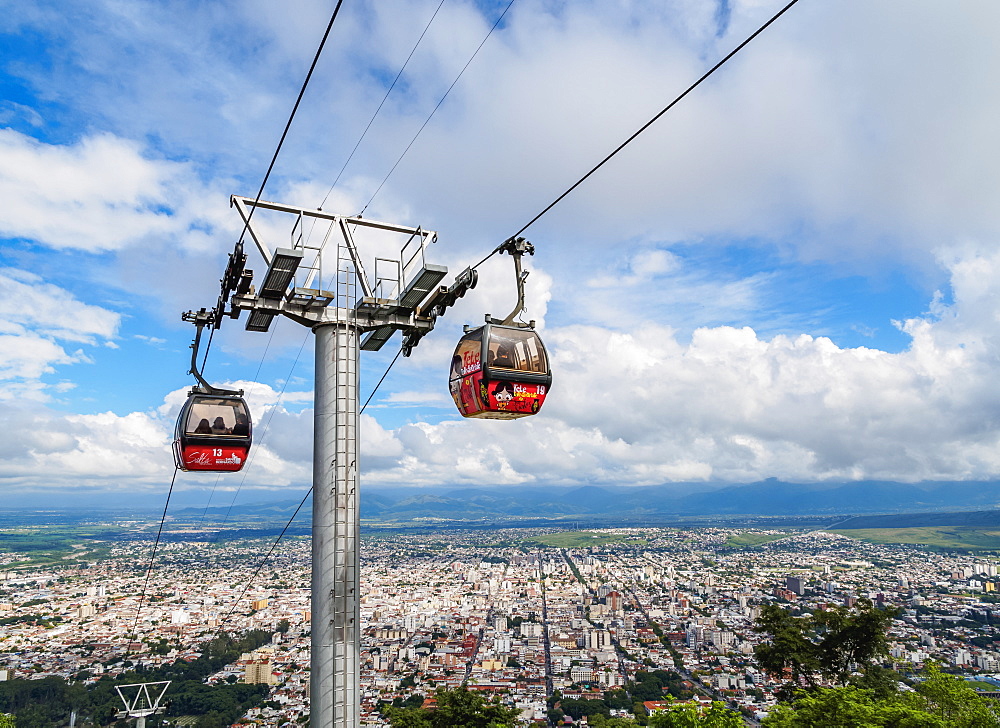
(449, 327, 486, 417)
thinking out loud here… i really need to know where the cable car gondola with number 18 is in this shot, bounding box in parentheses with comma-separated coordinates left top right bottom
(449, 237, 552, 419)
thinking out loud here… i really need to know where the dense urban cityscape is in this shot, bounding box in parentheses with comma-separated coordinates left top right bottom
(3, 524, 1000, 725)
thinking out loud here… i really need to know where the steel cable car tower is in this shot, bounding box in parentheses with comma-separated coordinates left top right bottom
(114, 681, 169, 728)
(204, 195, 475, 727)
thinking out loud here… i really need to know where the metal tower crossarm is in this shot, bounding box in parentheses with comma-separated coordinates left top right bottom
(228, 196, 446, 342)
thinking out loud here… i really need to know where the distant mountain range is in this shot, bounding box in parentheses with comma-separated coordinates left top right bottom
(170, 478, 1000, 525)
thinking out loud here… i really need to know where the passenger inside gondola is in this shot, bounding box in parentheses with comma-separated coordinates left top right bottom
(493, 344, 515, 368)
(185, 400, 246, 436)
(232, 412, 250, 436)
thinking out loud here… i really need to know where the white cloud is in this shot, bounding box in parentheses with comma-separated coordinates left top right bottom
(8, 0, 1000, 269)
(0, 406, 166, 482)
(0, 268, 120, 399)
(5, 0, 1000, 494)
(327, 0, 1000, 282)
(0, 129, 230, 253)
(0, 268, 118, 342)
(381, 390, 449, 405)
(6, 248, 1000, 491)
(0, 381, 315, 490)
(588, 248, 680, 289)
(349, 247, 1000, 485)
(0, 334, 84, 385)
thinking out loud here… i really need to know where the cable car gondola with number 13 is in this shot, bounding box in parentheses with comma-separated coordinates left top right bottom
(172, 307, 253, 472)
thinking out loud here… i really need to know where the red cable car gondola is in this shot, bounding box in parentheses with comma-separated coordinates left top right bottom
(449, 237, 552, 419)
(173, 391, 252, 472)
(450, 320, 551, 418)
(172, 307, 253, 472)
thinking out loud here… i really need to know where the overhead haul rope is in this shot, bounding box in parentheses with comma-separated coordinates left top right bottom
(196, 0, 349, 529)
(361, 346, 404, 412)
(235, 0, 347, 248)
(304, 0, 449, 251)
(209, 0, 453, 592)
(318, 0, 449, 212)
(215, 0, 500, 600)
(130, 467, 179, 644)
(198, 321, 281, 528)
(359, 0, 517, 215)
(199, 0, 347, 371)
(148, 5, 348, 634)
(218, 485, 312, 628)
(207, 329, 312, 544)
(470, 0, 802, 271)
(216, 349, 399, 628)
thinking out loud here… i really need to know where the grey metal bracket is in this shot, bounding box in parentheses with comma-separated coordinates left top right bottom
(229, 196, 446, 345)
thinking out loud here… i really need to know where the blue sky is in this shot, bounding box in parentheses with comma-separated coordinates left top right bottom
(3, 0, 1000, 504)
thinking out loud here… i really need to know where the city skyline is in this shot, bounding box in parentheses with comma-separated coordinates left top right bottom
(4, 524, 1000, 724)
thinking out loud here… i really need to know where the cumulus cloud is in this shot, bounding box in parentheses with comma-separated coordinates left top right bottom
(0, 268, 118, 342)
(7, 0, 999, 266)
(0, 380, 315, 491)
(0, 406, 166, 483)
(380, 390, 450, 405)
(326, 0, 1000, 282)
(6, 247, 1000, 491)
(0, 129, 229, 253)
(0, 268, 119, 399)
(351, 247, 1000, 485)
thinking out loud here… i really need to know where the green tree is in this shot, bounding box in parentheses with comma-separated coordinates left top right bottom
(762, 686, 935, 728)
(385, 686, 520, 728)
(762, 665, 1000, 728)
(560, 697, 611, 720)
(849, 663, 900, 700)
(0, 713, 14, 728)
(590, 716, 639, 727)
(648, 702, 743, 727)
(753, 599, 898, 690)
(401, 693, 426, 710)
(194, 710, 229, 728)
(811, 599, 900, 685)
(914, 663, 1000, 727)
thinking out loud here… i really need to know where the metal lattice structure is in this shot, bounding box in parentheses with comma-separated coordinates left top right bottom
(115, 681, 169, 728)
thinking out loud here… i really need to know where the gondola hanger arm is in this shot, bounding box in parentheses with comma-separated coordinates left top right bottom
(181, 308, 243, 397)
(497, 237, 533, 326)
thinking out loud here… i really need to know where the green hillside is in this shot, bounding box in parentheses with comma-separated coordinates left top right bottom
(829, 526, 1000, 550)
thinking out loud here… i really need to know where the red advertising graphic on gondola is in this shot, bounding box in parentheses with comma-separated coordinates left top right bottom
(450, 337, 485, 416)
(177, 445, 247, 472)
(483, 380, 546, 415)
